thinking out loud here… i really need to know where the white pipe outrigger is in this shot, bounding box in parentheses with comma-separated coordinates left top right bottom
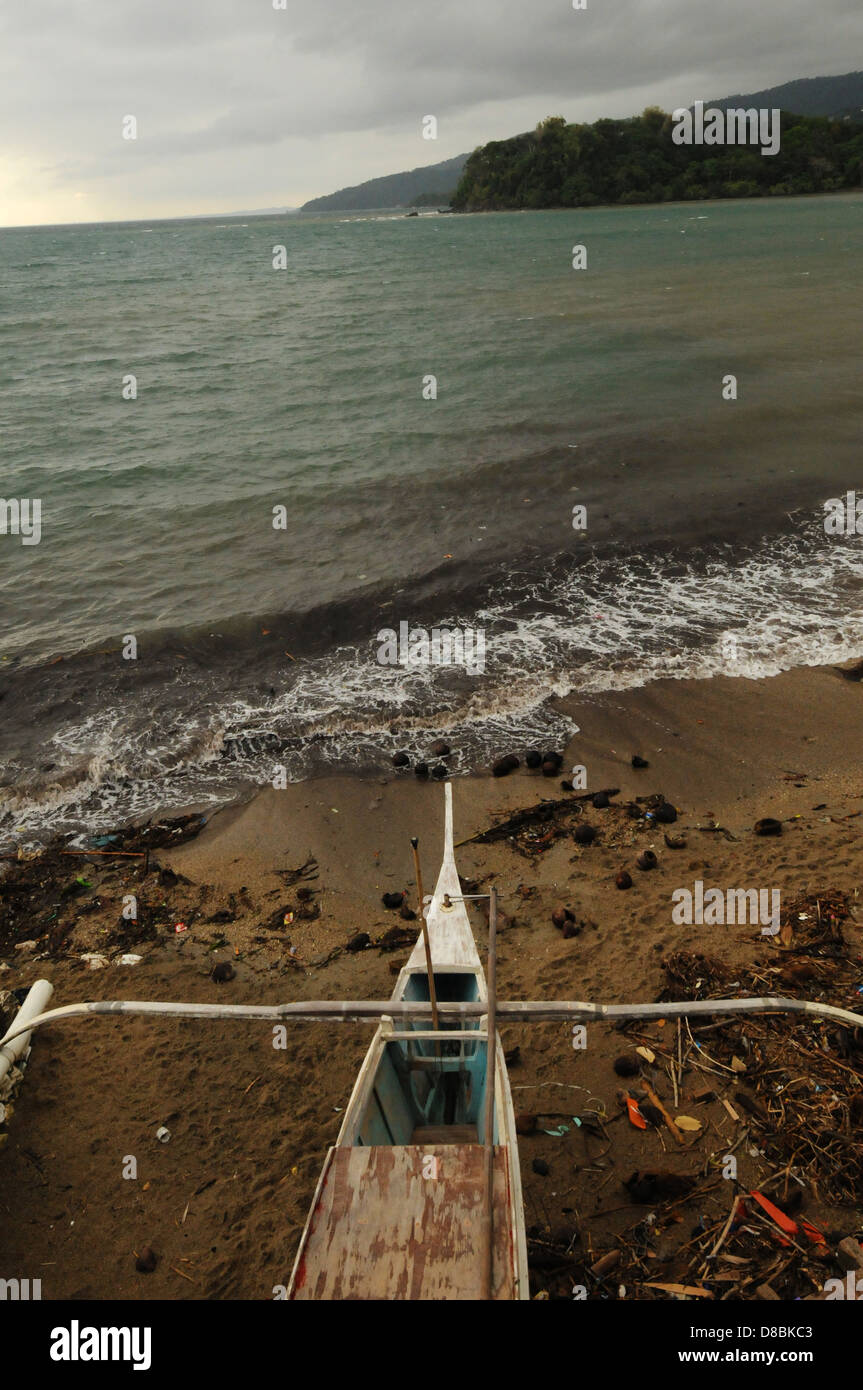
(2, 988, 862, 1049)
(0, 978, 54, 1088)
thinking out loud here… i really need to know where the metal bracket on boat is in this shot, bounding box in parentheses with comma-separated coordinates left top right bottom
(385, 1030, 488, 1042)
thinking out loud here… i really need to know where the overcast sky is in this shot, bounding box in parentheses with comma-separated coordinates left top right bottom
(1, 0, 862, 227)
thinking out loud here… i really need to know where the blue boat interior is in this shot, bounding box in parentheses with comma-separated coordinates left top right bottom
(355, 970, 497, 1146)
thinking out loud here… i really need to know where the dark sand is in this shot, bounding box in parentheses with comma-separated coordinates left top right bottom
(1, 660, 861, 1299)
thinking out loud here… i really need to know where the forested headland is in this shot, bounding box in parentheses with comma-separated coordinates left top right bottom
(451, 109, 863, 211)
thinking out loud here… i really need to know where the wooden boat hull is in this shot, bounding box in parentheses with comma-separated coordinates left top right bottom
(287, 1142, 521, 1299)
(288, 785, 528, 1300)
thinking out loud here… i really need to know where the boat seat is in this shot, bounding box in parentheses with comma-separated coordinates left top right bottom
(411, 1125, 479, 1145)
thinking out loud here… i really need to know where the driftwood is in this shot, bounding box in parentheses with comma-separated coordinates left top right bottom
(275, 857, 319, 885)
(455, 792, 620, 849)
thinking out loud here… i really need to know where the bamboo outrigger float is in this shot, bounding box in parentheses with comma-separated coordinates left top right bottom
(1, 783, 862, 1300)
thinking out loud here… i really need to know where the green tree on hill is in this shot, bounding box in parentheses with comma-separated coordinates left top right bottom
(451, 109, 863, 211)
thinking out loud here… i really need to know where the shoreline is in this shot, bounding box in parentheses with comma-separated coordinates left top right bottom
(172, 652, 863, 892)
(450, 188, 863, 216)
(3, 650, 861, 862)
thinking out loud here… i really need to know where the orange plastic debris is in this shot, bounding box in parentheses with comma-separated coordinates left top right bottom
(749, 1191, 823, 1244)
(798, 1217, 827, 1245)
(750, 1191, 798, 1235)
(624, 1095, 648, 1129)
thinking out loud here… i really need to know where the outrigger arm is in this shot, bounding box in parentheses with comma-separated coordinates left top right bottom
(2, 986, 862, 1054)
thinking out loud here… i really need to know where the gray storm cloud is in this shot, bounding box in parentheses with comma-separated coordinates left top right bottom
(1, 0, 862, 223)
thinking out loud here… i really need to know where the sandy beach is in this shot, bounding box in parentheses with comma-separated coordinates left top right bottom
(1, 657, 861, 1300)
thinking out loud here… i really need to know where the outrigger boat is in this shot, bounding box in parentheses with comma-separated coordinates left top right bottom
(287, 783, 527, 1299)
(2, 784, 862, 1300)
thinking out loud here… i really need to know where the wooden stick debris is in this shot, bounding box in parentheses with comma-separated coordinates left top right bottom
(641, 1080, 685, 1146)
(410, 837, 439, 1034)
(480, 885, 498, 1301)
(60, 849, 147, 858)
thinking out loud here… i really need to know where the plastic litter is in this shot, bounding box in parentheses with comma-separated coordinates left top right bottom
(675, 1115, 703, 1132)
(624, 1095, 648, 1129)
(80, 953, 109, 970)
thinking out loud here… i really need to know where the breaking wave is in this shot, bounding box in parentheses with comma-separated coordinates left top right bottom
(1, 518, 861, 847)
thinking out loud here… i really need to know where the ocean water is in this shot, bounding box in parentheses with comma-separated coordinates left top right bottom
(1, 196, 862, 843)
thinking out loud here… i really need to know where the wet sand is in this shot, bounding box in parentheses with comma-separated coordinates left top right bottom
(1, 658, 861, 1300)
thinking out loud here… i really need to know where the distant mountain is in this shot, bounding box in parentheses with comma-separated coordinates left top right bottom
(225, 207, 299, 216)
(301, 72, 863, 214)
(709, 71, 863, 122)
(300, 154, 468, 212)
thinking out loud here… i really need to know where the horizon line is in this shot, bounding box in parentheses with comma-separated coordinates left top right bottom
(0, 206, 304, 233)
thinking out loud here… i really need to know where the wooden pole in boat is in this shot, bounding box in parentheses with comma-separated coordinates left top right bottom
(410, 837, 439, 1032)
(480, 884, 498, 1300)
